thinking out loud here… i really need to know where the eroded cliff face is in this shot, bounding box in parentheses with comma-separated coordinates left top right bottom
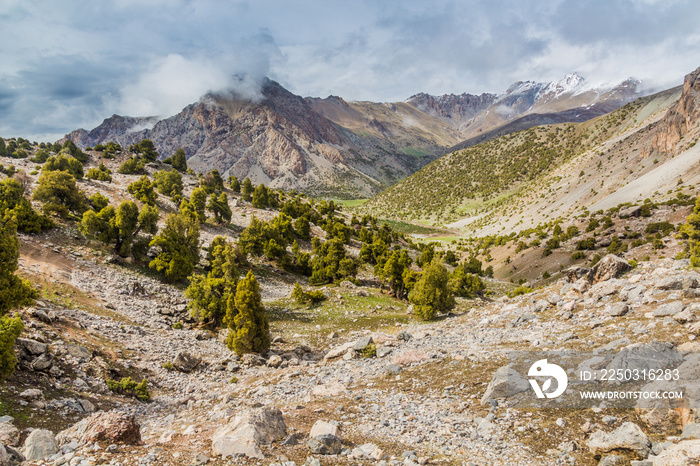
(653, 67, 700, 153)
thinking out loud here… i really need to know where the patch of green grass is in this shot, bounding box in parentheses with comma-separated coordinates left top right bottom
(378, 219, 445, 235)
(267, 288, 417, 347)
(401, 147, 431, 157)
(332, 198, 369, 208)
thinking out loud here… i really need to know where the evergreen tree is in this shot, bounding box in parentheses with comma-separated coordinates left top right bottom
(0, 216, 34, 378)
(153, 169, 183, 198)
(207, 192, 232, 224)
(378, 250, 412, 298)
(80, 201, 158, 257)
(134, 139, 158, 162)
(239, 216, 266, 256)
(252, 184, 269, 208)
(229, 176, 240, 193)
(294, 216, 311, 241)
(448, 265, 485, 298)
(149, 213, 200, 282)
(409, 259, 455, 320)
(200, 169, 224, 193)
(0, 179, 53, 233)
(43, 154, 84, 179)
(225, 271, 270, 356)
(0, 139, 6, 158)
(241, 177, 253, 201)
(127, 176, 157, 206)
(680, 195, 700, 266)
(186, 240, 239, 326)
(58, 139, 87, 163)
(190, 187, 207, 224)
(171, 148, 187, 172)
(33, 171, 87, 217)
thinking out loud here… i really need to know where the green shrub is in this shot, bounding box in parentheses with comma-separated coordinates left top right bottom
(105, 376, 151, 401)
(571, 251, 586, 260)
(162, 361, 174, 370)
(508, 285, 533, 298)
(118, 157, 145, 175)
(361, 343, 377, 358)
(86, 163, 112, 182)
(291, 282, 327, 304)
(172, 322, 183, 330)
(0, 178, 53, 233)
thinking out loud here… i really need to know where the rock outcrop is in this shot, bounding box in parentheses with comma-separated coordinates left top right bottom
(653, 66, 700, 153)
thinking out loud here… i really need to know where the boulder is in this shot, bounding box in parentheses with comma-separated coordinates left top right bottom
(323, 342, 354, 361)
(566, 266, 592, 283)
(19, 389, 42, 399)
(656, 277, 684, 291)
(0, 422, 19, 447)
(267, 354, 283, 368)
(592, 255, 630, 282)
(30, 353, 53, 372)
(353, 336, 374, 351)
(588, 422, 651, 459)
(16, 338, 48, 356)
(682, 423, 700, 439)
(173, 352, 201, 373)
(23, 429, 57, 461)
(211, 407, 287, 460)
(619, 206, 642, 218)
(30, 308, 52, 324)
(56, 411, 141, 446)
(241, 353, 266, 366)
(66, 344, 92, 361)
(608, 303, 629, 317)
(307, 434, 342, 455)
(652, 439, 700, 465)
(309, 420, 339, 438)
(480, 365, 530, 405)
(654, 301, 685, 317)
(311, 383, 350, 397)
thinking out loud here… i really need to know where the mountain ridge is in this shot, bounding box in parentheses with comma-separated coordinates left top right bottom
(64, 74, 646, 198)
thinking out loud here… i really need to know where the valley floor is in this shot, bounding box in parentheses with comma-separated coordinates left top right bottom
(4, 226, 700, 466)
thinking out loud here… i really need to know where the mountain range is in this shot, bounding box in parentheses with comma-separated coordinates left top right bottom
(361, 66, 700, 236)
(65, 74, 644, 198)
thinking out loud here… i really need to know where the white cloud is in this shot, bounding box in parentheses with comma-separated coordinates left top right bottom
(115, 54, 233, 117)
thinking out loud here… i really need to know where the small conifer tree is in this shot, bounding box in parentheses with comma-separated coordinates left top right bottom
(408, 259, 455, 320)
(225, 271, 270, 356)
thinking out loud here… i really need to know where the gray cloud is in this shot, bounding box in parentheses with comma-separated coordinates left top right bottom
(2, 0, 700, 141)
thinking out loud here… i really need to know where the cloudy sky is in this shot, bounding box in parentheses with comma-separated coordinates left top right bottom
(2, 0, 700, 141)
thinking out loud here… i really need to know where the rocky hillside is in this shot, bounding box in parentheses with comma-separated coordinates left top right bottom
(2, 142, 700, 464)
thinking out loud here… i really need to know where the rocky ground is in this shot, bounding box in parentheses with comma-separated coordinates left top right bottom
(2, 220, 700, 466)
